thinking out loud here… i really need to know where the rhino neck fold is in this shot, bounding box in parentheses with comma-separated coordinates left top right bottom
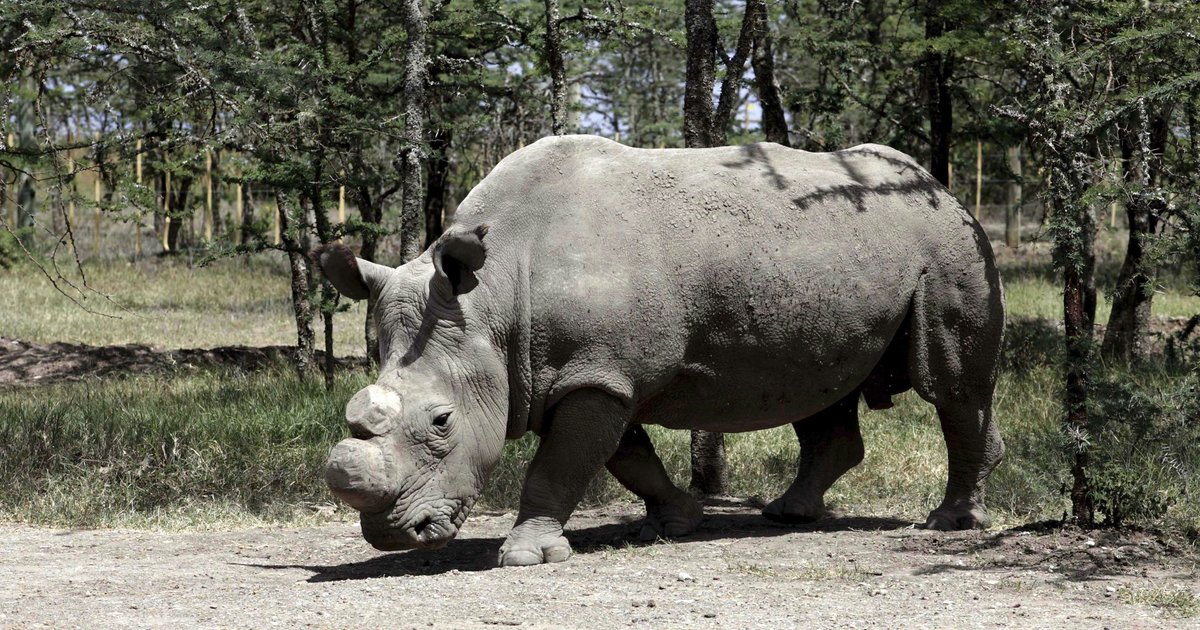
(503, 248, 534, 440)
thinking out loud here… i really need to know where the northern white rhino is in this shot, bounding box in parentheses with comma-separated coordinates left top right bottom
(314, 135, 1005, 567)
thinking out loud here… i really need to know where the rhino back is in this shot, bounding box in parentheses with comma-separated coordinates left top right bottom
(455, 136, 994, 432)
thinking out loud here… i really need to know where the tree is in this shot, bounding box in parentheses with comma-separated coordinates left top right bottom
(683, 0, 762, 497)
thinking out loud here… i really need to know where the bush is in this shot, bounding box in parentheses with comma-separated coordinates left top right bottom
(1089, 369, 1200, 527)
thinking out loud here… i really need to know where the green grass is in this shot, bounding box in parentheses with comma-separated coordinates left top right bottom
(0, 255, 367, 354)
(1119, 584, 1200, 618)
(0, 231, 1198, 532)
(0, 364, 370, 529)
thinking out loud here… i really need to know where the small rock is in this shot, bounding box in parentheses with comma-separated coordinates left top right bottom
(703, 613, 716, 618)
(1084, 539, 1096, 548)
(647, 600, 656, 608)
(677, 571, 695, 582)
(871, 589, 888, 597)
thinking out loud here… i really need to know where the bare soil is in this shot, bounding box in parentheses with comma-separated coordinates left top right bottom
(0, 336, 368, 387)
(2, 504, 1197, 629)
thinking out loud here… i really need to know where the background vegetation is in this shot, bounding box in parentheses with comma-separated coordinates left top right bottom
(2, 0, 1199, 534)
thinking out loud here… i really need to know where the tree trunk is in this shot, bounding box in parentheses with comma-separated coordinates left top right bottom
(544, 0, 568, 135)
(166, 178, 192, 253)
(275, 190, 318, 379)
(399, 0, 427, 264)
(1103, 114, 1169, 363)
(14, 75, 37, 228)
(690, 429, 729, 497)
(356, 186, 382, 366)
(1064, 246, 1094, 526)
(750, 2, 790, 147)
(1005, 146, 1022, 248)
(683, 0, 729, 497)
(423, 128, 451, 249)
(309, 163, 337, 391)
(920, 0, 952, 187)
(683, 0, 718, 149)
(239, 183, 254, 245)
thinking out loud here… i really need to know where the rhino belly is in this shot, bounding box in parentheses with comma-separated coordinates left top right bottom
(631, 295, 906, 433)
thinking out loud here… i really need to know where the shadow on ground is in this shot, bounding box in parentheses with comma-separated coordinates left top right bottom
(244, 511, 915, 582)
(893, 521, 1193, 582)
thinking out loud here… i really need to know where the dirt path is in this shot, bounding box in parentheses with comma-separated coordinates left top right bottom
(0, 336, 368, 387)
(2, 505, 1195, 629)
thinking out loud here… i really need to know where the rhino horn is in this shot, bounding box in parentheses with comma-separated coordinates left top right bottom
(325, 438, 400, 513)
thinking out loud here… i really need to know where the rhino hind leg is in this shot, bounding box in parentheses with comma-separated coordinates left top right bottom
(907, 270, 1006, 531)
(605, 425, 704, 542)
(763, 390, 864, 525)
(499, 389, 629, 567)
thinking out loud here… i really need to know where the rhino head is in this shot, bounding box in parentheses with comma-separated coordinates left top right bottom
(313, 225, 509, 551)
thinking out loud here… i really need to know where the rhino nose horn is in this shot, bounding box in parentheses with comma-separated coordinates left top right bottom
(346, 384, 401, 437)
(325, 439, 400, 513)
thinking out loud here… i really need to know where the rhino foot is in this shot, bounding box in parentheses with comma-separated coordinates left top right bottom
(922, 502, 992, 531)
(639, 495, 704, 542)
(498, 517, 572, 567)
(761, 493, 825, 525)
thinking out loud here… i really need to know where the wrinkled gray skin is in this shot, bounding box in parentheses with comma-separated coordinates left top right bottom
(317, 135, 1005, 568)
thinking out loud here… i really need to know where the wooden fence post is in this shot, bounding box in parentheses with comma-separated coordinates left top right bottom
(235, 181, 243, 245)
(205, 151, 213, 241)
(273, 204, 279, 245)
(1005, 145, 1022, 248)
(93, 133, 101, 255)
(1110, 158, 1119, 229)
(163, 163, 171, 252)
(5, 133, 13, 228)
(67, 154, 75, 253)
(338, 169, 345, 243)
(135, 139, 143, 255)
(974, 140, 982, 220)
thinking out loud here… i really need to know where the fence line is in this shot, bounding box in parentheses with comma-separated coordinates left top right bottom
(2, 133, 1133, 260)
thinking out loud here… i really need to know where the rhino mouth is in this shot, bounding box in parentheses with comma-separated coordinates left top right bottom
(359, 497, 473, 551)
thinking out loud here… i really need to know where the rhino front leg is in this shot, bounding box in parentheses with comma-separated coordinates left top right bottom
(499, 389, 628, 567)
(763, 390, 863, 524)
(606, 425, 703, 542)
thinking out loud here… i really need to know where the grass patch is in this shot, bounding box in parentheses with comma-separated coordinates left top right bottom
(0, 255, 367, 353)
(1119, 584, 1200, 618)
(0, 364, 370, 529)
(725, 559, 872, 581)
(3, 351, 1196, 532)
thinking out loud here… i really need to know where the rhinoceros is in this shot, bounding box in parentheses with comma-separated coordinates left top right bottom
(313, 135, 1005, 567)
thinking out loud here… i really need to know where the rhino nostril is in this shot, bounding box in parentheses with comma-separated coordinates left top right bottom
(413, 515, 433, 537)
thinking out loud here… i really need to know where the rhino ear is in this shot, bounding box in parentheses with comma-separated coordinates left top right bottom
(433, 224, 489, 296)
(309, 244, 393, 300)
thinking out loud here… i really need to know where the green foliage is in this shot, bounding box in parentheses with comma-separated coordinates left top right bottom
(1090, 369, 1200, 527)
(0, 365, 371, 527)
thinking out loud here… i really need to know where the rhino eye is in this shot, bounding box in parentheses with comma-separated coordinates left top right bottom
(432, 411, 451, 428)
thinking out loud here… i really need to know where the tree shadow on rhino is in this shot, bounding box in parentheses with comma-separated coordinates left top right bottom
(244, 511, 912, 582)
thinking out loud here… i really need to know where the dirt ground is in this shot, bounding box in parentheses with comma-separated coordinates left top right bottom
(0, 336, 368, 386)
(2, 503, 1197, 630)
